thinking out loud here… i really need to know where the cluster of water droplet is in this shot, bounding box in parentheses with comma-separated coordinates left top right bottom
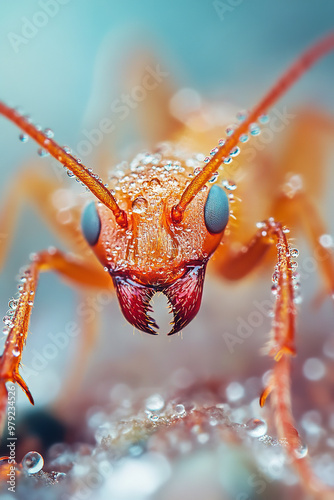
(0, 263, 39, 369)
(202, 110, 269, 168)
(16, 109, 110, 196)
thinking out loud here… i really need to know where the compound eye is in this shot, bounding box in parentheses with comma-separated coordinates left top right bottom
(204, 185, 229, 234)
(81, 201, 101, 246)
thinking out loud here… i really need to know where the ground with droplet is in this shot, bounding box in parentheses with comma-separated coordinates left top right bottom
(1, 358, 333, 500)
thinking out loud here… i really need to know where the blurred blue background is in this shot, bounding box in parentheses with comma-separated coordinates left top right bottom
(0, 0, 334, 414)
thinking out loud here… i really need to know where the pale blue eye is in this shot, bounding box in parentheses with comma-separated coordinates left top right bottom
(204, 185, 229, 234)
(81, 202, 101, 246)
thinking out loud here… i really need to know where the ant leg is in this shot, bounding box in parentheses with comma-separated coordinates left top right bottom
(0, 248, 111, 433)
(0, 165, 94, 270)
(215, 219, 331, 497)
(271, 190, 334, 298)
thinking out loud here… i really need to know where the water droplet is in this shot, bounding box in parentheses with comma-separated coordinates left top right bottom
(3, 316, 13, 327)
(222, 179, 237, 191)
(175, 404, 186, 415)
(223, 157, 232, 165)
(149, 178, 161, 190)
(145, 394, 165, 412)
(259, 114, 269, 124)
(54, 472, 66, 482)
(229, 146, 240, 157)
(38, 148, 49, 157)
(19, 133, 28, 143)
(246, 418, 267, 437)
(210, 147, 218, 156)
(239, 133, 249, 143)
(218, 139, 225, 146)
(44, 128, 54, 138)
(290, 248, 299, 258)
(272, 272, 279, 284)
(8, 299, 18, 310)
(249, 123, 261, 136)
(209, 172, 218, 183)
(236, 110, 247, 122)
(204, 156, 210, 163)
(132, 196, 148, 214)
(21, 451, 44, 474)
(294, 443, 308, 459)
(226, 126, 235, 136)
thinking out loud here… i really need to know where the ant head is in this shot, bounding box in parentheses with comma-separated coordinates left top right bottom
(81, 146, 229, 334)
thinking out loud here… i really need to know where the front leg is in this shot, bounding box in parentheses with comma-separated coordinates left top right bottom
(0, 248, 111, 433)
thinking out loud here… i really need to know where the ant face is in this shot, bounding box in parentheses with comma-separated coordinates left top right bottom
(82, 147, 229, 334)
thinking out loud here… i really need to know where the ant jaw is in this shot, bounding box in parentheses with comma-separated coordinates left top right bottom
(111, 274, 158, 335)
(165, 262, 207, 335)
(110, 262, 207, 335)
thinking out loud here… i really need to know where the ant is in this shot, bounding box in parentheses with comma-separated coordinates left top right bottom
(0, 33, 334, 496)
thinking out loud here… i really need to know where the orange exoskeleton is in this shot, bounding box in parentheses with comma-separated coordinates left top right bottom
(0, 32, 334, 496)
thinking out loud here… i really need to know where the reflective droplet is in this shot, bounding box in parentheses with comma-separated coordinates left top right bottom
(175, 404, 186, 415)
(246, 418, 267, 437)
(12, 348, 20, 357)
(223, 157, 232, 164)
(132, 196, 148, 214)
(226, 126, 235, 136)
(294, 443, 308, 459)
(249, 123, 261, 136)
(38, 148, 49, 157)
(21, 451, 44, 474)
(229, 146, 240, 157)
(43, 128, 54, 138)
(208, 172, 218, 183)
(145, 393, 165, 412)
(259, 114, 269, 124)
(54, 472, 66, 482)
(204, 156, 210, 163)
(149, 178, 161, 189)
(3, 316, 13, 327)
(236, 110, 247, 122)
(272, 272, 279, 284)
(239, 133, 249, 143)
(19, 133, 28, 143)
(290, 248, 299, 258)
(8, 299, 18, 310)
(222, 179, 237, 191)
